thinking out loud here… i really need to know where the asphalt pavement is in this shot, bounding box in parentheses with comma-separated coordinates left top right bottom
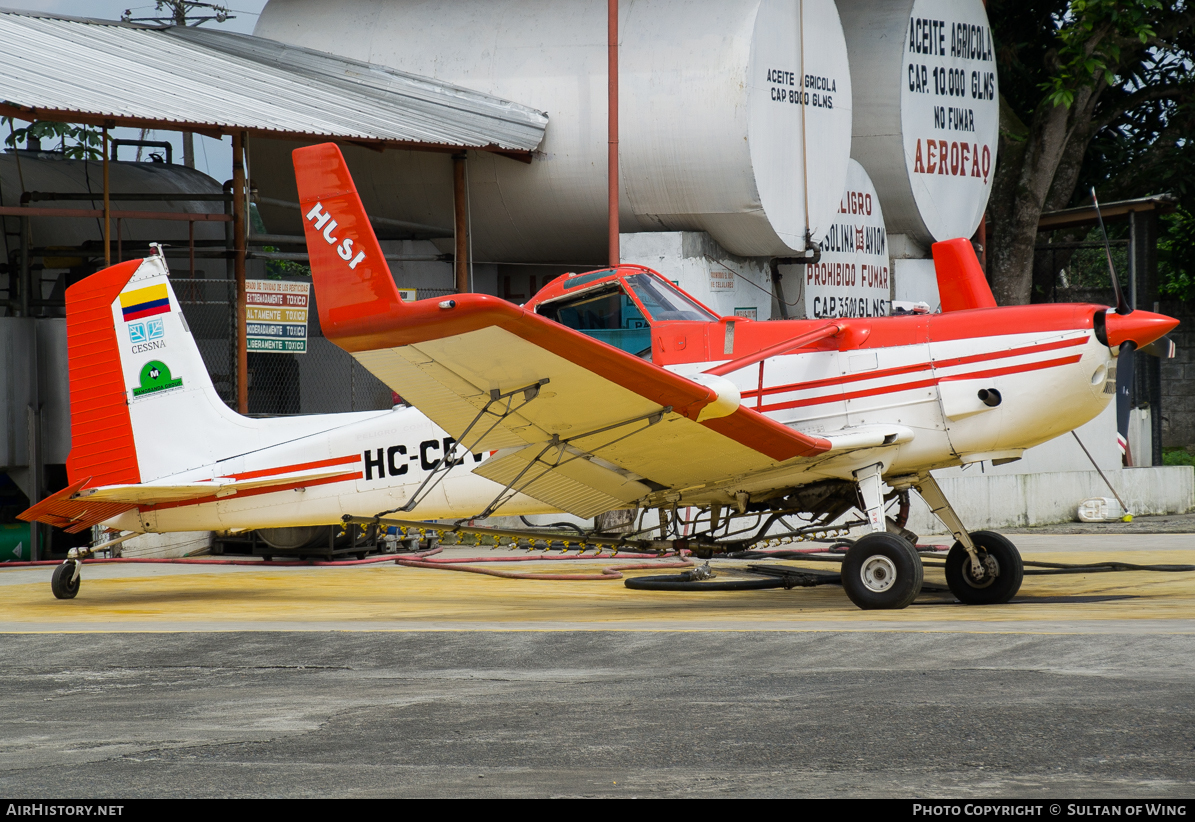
(1, 530, 1193, 798)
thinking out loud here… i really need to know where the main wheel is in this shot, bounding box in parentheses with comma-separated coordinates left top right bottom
(945, 531, 1023, 605)
(51, 562, 80, 600)
(841, 533, 924, 610)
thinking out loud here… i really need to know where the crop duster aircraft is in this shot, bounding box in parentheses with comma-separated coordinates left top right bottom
(22, 143, 1179, 609)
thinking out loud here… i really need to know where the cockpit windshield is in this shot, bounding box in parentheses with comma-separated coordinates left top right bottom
(537, 285, 651, 357)
(623, 273, 719, 322)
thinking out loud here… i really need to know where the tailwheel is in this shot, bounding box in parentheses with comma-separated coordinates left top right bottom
(841, 533, 923, 610)
(945, 531, 1023, 605)
(51, 561, 80, 600)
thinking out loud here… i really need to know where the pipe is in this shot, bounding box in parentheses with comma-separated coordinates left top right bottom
(254, 196, 451, 235)
(608, 0, 620, 267)
(2, 549, 443, 569)
(704, 321, 842, 377)
(349, 514, 708, 554)
(110, 139, 173, 165)
(0, 206, 231, 223)
(18, 216, 29, 316)
(395, 557, 692, 581)
(23, 192, 232, 202)
(246, 250, 446, 263)
(1, 547, 681, 572)
(102, 127, 110, 266)
(452, 153, 469, 293)
(232, 131, 248, 415)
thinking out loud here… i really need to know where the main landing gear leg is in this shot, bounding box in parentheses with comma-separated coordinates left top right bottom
(914, 474, 1023, 605)
(840, 463, 923, 610)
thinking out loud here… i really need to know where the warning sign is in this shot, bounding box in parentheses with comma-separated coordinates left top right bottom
(245, 280, 309, 353)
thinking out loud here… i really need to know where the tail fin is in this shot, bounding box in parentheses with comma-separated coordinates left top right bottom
(65, 253, 247, 485)
(65, 259, 144, 488)
(292, 143, 406, 349)
(932, 238, 998, 312)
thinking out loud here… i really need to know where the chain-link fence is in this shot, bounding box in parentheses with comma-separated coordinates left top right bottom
(173, 276, 455, 415)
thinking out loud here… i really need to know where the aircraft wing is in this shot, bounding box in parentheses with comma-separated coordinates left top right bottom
(293, 143, 832, 517)
(352, 322, 831, 517)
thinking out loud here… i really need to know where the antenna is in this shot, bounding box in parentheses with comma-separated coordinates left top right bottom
(1091, 187, 1131, 316)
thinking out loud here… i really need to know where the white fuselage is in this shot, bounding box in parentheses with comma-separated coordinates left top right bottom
(113, 323, 1113, 534)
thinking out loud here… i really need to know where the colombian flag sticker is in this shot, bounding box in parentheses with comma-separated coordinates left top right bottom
(119, 283, 170, 322)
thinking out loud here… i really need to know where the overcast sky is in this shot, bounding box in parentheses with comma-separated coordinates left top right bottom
(9, 1, 267, 33)
(6, 1, 271, 180)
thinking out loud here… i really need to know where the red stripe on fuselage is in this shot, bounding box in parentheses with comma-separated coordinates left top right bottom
(743, 334, 1088, 401)
(210, 454, 362, 482)
(759, 353, 1084, 413)
(141, 471, 364, 512)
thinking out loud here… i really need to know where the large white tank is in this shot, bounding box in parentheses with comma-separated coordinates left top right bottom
(837, 0, 998, 247)
(253, 0, 853, 263)
(0, 154, 228, 277)
(799, 159, 890, 319)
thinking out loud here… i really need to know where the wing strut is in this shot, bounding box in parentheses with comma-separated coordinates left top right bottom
(474, 405, 672, 520)
(378, 378, 551, 517)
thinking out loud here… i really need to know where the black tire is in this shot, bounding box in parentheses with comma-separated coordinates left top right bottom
(945, 531, 1023, 605)
(51, 562, 80, 600)
(841, 533, 923, 610)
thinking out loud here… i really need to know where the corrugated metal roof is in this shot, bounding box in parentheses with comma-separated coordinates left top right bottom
(0, 9, 548, 154)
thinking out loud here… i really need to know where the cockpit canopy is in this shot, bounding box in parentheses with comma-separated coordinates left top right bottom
(528, 266, 720, 357)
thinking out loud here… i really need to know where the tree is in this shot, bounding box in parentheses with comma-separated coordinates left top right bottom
(988, 0, 1195, 305)
(2, 119, 103, 160)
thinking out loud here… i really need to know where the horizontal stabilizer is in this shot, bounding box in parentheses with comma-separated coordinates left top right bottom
(18, 479, 137, 533)
(19, 465, 363, 530)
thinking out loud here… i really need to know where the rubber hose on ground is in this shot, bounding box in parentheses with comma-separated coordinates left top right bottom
(624, 574, 787, 591)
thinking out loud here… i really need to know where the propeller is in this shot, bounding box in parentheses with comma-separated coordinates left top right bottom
(1092, 188, 1178, 466)
(1092, 188, 1136, 462)
(1092, 188, 1132, 317)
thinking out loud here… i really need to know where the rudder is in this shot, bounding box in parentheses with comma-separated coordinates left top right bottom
(292, 143, 405, 350)
(66, 252, 246, 485)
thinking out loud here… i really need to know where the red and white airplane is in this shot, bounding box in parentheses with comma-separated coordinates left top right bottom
(22, 143, 1179, 610)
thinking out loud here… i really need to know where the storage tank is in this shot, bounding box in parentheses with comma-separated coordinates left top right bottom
(252, 0, 853, 263)
(0, 152, 228, 278)
(837, 0, 998, 247)
(799, 159, 890, 319)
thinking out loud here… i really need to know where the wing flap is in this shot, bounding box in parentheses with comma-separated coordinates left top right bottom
(474, 444, 651, 519)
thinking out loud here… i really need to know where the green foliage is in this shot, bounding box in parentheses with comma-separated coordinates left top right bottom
(249, 203, 311, 280)
(1158, 209, 1195, 301)
(264, 253, 312, 280)
(1162, 447, 1195, 467)
(2, 119, 103, 160)
(1041, 0, 1161, 109)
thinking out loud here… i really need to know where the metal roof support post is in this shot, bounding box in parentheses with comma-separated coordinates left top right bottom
(102, 127, 110, 266)
(18, 216, 29, 316)
(608, 0, 619, 267)
(453, 153, 469, 293)
(233, 131, 248, 414)
(26, 326, 41, 562)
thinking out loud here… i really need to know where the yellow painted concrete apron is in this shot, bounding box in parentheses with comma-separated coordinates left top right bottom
(1, 547, 1193, 632)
